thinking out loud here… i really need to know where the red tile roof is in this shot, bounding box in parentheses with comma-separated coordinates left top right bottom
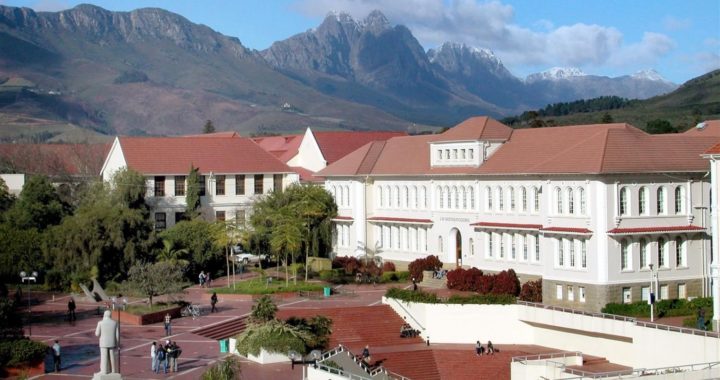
(251, 135, 303, 163)
(683, 120, 720, 137)
(471, 222, 543, 230)
(0, 143, 110, 177)
(182, 131, 240, 138)
(439, 116, 513, 141)
(319, 118, 718, 177)
(367, 216, 434, 224)
(607, 225, 705, 235)
(541, 227, 593, 234)
(313, 131, 407, 164)
(290, 166, 324, 183)
(117, 136, 291, 175)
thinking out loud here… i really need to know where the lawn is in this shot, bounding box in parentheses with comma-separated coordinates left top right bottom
(213, 277, 325, 295)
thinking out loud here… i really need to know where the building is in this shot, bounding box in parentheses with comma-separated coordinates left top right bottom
(319, 116, 719, 312)
(253, 128, 405, 182)
(100, 135, 298, 230)
(700, 120, 720, 331)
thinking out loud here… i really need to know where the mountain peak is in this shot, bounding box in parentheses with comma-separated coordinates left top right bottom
(526, 67, 586, 82)
(326, 10, 355, 25)
(361, 10, 390, 33)
(632, 69, 667, 82)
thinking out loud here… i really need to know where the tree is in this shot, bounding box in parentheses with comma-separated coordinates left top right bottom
(203, 120, 216, 134)
(4, 175, 67, 230)
(270, 209, 303, 285)
(0, 177, 14, 214)
(250, 295, 277, 323)
(201, 356, 241, 380)
(110, 168, 150, 211)
(159, 219, 224, 278)
(127, 261, 185, 307)
(646, 119, 678, 134)
(0, 224, 42, 282)
(185, 166, 201, 218)
(601, 112, 614, 123)
(155, 239, 190, 269)
(0, 298, 23, 340)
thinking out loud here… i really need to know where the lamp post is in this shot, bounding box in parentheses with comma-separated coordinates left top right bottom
(111, 297, 122, 374)
(19, 271, 37, 336)
(288, 350, 321, 377)
(648, 264, 655, 322)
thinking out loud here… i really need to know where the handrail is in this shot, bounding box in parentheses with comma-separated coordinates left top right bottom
(511, 351, 582, 363)
(387, 296, 426, 331)
(634, 320, 720, 338)
(385, 369, 412, 380)
(561, 361, 720, 379)
(314, 363, 374, 380)
(318, 344, 346, 361)
(517, 300, 637, 323)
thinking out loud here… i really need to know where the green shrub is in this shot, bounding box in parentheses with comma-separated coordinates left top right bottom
(380, 272, 399, 283)
(318, 269, 347, 284)
(201, 356, 241, 380)
(235, 320, 311, 356)
(385, 287, 439, 303)
(601, 301, 650, 317)
(44, 269, 67, 291)
(0, 339, 48, 367)
(395, 271, 411, 282)
(447, 294, 516, 305)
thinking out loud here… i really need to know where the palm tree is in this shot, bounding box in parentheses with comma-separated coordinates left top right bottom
(251, 295, 278, 322)
(156, 239, 190, 269)
(270, 209, 303, 286)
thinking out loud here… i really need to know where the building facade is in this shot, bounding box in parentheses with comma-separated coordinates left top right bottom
(100, 135, 299, 230)
(320, 117, 719, 312)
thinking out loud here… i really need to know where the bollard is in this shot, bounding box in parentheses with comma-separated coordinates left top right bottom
(426, 337, 430, 346)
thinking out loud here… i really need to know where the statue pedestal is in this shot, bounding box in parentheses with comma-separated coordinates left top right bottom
(92, 373, 123, 380)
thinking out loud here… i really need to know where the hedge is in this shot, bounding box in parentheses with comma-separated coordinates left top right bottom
(408, 255, 443, 281)
(445, 267, 520, 296)
(0, 338, 48, 367)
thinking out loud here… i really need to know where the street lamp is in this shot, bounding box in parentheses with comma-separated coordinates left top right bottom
(648, 264, 656, 322)
(19, 271, 37, 336)
(111, 297, 122, 374)
(288, 350, 321, 375)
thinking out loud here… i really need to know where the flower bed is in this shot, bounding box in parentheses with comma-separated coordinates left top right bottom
(112, 305, 183, 325)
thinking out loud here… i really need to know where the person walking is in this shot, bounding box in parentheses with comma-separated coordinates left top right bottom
(205, 271, 211, 287)
(199, 271, 206, 287)
(171, 341, 181, 372)
(164, 313, 172, 336)
(52, 340, 61, 372)
(155, 344, 166, 374)
(210, 292, 218, 313)
(150, 341, 157, 372)
(67, 297, 77, 322)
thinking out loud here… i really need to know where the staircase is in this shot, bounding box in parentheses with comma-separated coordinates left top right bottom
(192, 316, 249, 340)
(565, 355, 633, 376)
(420, 271, 447, 289)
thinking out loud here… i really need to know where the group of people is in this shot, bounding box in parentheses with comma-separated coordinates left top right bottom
(475, 340, 495, 356)
(400, 323, 419, 338)
(432, 269, 448, 279)
(198, 271, 212, 288)
(151, 340, 182, 374)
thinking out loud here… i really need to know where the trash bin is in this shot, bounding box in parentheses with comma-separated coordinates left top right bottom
(323, 287, 331, 297)
(219, 339, 228, 353)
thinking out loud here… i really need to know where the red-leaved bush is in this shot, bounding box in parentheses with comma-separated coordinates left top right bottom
(492, 269, 520, 296)
(332, 256, 361, 275)
(446, 267, 484, 291)
(382, 262, 396, 272)
(408, 255, 443, 281)
(519, 279, 543, 302)
(446, 267, 520, 296)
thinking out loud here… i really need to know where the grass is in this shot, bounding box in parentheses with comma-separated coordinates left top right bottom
(213, 277, 325, 295)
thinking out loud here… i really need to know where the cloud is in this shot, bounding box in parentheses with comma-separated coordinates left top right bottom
(293, 0, 675, 69)
(691, 52, 720, 74)
(663, 16, 691, 31)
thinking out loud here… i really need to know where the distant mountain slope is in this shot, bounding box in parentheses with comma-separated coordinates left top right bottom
(0, 4, 416, 138)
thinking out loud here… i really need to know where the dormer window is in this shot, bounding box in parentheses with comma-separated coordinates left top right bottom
(469, 149, 474, 159)
(452, 149, 457, 159)
(430, 141, 485, 168)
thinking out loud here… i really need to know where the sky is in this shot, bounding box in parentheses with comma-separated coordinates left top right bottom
(1, 0, 719, 83)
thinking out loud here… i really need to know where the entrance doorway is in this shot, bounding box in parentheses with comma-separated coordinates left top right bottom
(451, 228, 462, 268)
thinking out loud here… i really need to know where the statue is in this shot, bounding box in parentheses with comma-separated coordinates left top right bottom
(95, 310, 119, 375)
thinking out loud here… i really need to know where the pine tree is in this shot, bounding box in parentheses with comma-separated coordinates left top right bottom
(203, 120, 215, 134)
(185, 165, 201, 218)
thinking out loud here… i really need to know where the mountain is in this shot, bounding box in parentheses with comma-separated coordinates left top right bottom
(525, 67, 587, 82)
(0, 4, 416, 139)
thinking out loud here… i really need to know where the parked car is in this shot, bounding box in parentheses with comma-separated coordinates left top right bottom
(234, 251, 267, 265)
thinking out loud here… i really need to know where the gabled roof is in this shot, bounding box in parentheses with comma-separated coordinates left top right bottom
(437, 116, 513, 141)
(0, 143, 110, 177)
(116, 136, 291, 175)
(683, 120, 720, 137)
(312, 131, 406, 164)
(251, 135, 303, 163)
(319, 118, 718, 177)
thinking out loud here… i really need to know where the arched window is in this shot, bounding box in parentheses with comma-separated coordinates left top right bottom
(338, 186, 344, 207)
(522, 235, 528, 260)
(657, 187, 667, 214)
(619, 187, 629, 216)
(403, 186, 409, 208)
(444, 186, 451, 209)
(509, 186, 516, 211)
(394, 186, 400, 208)
(344, 186, 350, 206)
(579, 187, 586, 215)
(411, 186, 417, 208)
(581, 240, 587, 268)
(487, 232, 494, 258)
(384, 186, 391, 207)
(421, 186, 427, 208)
(558, 239, 565, 266)
(569, 239, 576, 267)
(555, 187, 563, 214)
(567, 187, 575, 214)
(378, 186, 384, 207)
(533, 187, 540, 213)
(461, 187, 467, 209)
(497, 186, 504, 211)
(486, 186, 493, 211)
(511, 234, 517, 259)
(639, 238, 649, 269)
(535, 234, 541, 261)
(521, 187, 527, 212)
(620, 239, 630, 270)
(499, 234, 505, 258)
(658, 237, 667, 267)
(639, 186, 648, 215)
(437, 186, 444, 209)
(674, 186, 685, 214)
(438, 236, 444, 254)
(452, 186, 458, 209)
(468, 187, 475, 209)
(675, 236, 686, 267)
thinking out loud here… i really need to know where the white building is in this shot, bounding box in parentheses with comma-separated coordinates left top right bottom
(700, 120, 720, 331)
(100, 134, 298, 229)
(319, 117, 720, 312)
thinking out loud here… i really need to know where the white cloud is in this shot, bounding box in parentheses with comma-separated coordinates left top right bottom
(691, 52, 720, 74)
(293, 0, 675, 70)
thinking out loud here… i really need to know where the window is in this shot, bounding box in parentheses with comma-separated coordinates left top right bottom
(675, 186, 685, 214)
(556, 285, 563, 300)
(215, 175, 225, 196)
(385, 186, 391, 207)
(567, 188, 574, 214)
(499, 234, 505, 258)
(174, 176, 185, 196)
(378, 187, 384, 207)
(154, 212, 166, 230)
(469, 187, 475, 209)
(175, 212, 188, 223)
(445, 149, 450, 159)
(469, 149, 474, 159)
(621, 239, 630, 270)
(452, 186, 458, 209)
(344, 186, 350, 206)
(486, 187, 493, 210)
(511, 234, 516, 259)
(452, 149, 457, 159)
(640, 238, 649, 269)
(558, 239, 565, 267)
(199, 175, 206, 196)
(675, 237, 686, 267)
(579, 187, 586, 215)
(215, 210, 225, 222)
(274, 174, 283, 193)
(535, 235, 540, 262)
(569, 240, 576, 267)
(522, 235, 528, 261)
(422, 186, 428, 208)
(254, 174, 264, 194)
(567, 286, 574, 301)
(461, 149, 466, 159)
(641, 286, 650, 302)
(619, 187, 629, 216)
(461, 187, 467, 209)
(639, 187, 648, 215)
(658, 237, 667, 268)
(154, 176, 165, 197)
(470, 238, 474, 255)
(403, 186, 409, 208)
(236, 209, 246, 223)
(657, 187, 666, 214)
(488, 233, 494, 258)
(533, 187, 540, 213)
(622, 287, 631, 304)
(555, 187, 563, 214)
(581, 240, 587, 268)
(412, 186, 417, 208)
(395, 186, 401, 208)
(438, 186, 445, 209)
(521, 187, 527, 212)
(660, 285, 668, 300)
(235, 175, 245, 195)
(438, 236, 444, 254)
(437, 150, 442, 160)
(509, 187, 515, 211)
(579, 287, 586, 303)
(497, 186, 504, 211)
(678, 283, 687, 299)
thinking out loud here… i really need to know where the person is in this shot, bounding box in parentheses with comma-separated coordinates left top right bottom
(697, 307, 706, 330)
(171, 341, 181, 372)
(150, 341, 157, 372)
(412, 277, 418, 291)
(166, 340, 176, 372)
(164, 313, 172, 336)
(199, 271, 206, 287)
(361, 345, 371, 363)
(475, 340, 483, 356)
(95, 310, 119, 374)
(155, 343, 166, 374)
(67, 297, 77, 322)
(355, 272, 362, 284)
(210, 292, 218, 313)
(487, 340, 495, 355)
(52, 340, 61, 372)
(205, 271, 211, 287)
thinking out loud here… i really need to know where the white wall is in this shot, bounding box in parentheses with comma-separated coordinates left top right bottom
(0, 173, 24, 194)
